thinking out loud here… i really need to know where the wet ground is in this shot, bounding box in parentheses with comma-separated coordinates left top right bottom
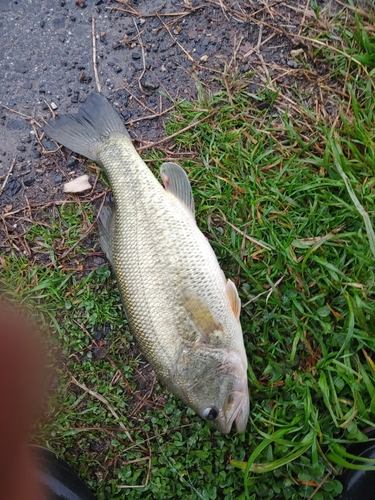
(0, 0, 314, 234)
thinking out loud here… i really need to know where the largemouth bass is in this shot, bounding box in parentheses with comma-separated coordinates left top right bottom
(43, 94, 249, 433)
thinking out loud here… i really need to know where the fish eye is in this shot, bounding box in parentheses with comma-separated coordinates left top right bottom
(202, 406, 219, 421)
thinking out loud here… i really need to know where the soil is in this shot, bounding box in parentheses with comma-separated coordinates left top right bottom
(0, 0, 315, 233)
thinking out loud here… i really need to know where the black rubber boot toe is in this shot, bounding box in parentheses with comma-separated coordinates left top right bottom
(30, 446, 96, 500)
(338, 429, 375, 500)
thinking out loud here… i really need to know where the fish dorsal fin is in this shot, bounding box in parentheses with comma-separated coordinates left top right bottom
(160, 162, 195, 216)
(98, 200, 116, 266)
(182, 291, 223, 344)
(226, 279, 241, 321)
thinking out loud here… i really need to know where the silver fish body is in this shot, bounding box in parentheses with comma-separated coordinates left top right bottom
(43, 94, 249, 433)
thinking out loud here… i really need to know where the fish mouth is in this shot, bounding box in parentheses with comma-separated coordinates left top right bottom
(233, 391, 250, 433)
(215, 389, 250, 434)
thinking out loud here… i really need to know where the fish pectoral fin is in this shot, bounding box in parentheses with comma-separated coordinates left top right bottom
(182, 291, 223, 344)
(160, 162, 195, 217)
(226, 279, 241, 321)
(98, 199, 116, 266)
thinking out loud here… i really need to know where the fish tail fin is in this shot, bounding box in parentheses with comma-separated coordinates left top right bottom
(43, 93, 129, 163)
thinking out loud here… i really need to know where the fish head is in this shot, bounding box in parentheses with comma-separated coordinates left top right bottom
(172, 347, 249, 434)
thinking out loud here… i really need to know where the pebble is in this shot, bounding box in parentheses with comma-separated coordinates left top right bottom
(71, 91, 79, 103)
(121, 109, 132, 120)
(287, 59, 298, 68)
(141, 78, 159, 91)
(24, 178, 35, 187)
(50, 102, 58, 110)
(4, 179, 22, 197)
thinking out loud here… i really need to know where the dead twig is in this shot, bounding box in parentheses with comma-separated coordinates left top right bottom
(243, 275, 285, 307)
(289, 32, 375, 92)
(72, 319, 153, 407)
(70, 374, 134, 442)
(125, 105, 175, 125)
(1, 104, 42, 128)
(109, 3, 205, 19)
(298, 0, 312, 36)
(117, 433, 152, 489)
(0, 158, 16, 197)
(59, 191, 107, 260)
(137, 109, 216, 151)
(1, 191, 107, 218)
(307, 472, 332, 500)
(132, 18, 147, 93)
(222, 218, 274, 251)
(118, 87, 155, 114)
(156, 13, 194, 62)
(92, 18, 102, 93)
(112, 0, 140, 16)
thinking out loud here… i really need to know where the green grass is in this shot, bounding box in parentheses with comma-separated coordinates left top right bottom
(1, 4, 375, 499)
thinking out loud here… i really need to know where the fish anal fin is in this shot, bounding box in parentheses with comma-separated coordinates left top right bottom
(160, 162, 195, 216)
(226, 279, 241, 321)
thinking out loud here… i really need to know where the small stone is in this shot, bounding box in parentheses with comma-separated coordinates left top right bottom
(200, 55, 209, 62)
(161, 64, 167, 72)
(58, 34, 65, 43)
(71, 91, 79, 103)
(24, 178, 35, 187)
(132, 52, 141, 60)
(287, 59, 298, 68)
(93, 257, 105, 265)
(66, 157, 79, 169)
(121, 109, 132, 120)
(40, 19, 45, 28)
(4, 179, 21, 197)
(141, 78, 159, 91)
(50, 102, 58, 110)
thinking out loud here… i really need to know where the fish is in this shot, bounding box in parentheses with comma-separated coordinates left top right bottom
(43, 93, 249, 433)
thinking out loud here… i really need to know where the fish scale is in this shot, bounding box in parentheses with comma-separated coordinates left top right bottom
(43, 93, 250, 433)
